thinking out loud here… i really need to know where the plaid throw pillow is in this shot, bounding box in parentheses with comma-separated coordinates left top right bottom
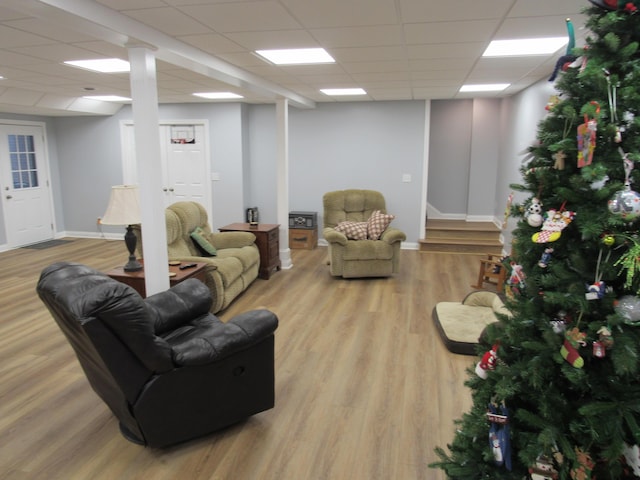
(334, 221, 368, 240)
(367, 210, 394, 240)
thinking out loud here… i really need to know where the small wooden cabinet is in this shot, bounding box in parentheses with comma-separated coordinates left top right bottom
(219, 223, 281, 279)
(289, 228, 318, 250)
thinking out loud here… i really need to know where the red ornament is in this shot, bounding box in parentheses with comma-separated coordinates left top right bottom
(626, 3, 638, 12)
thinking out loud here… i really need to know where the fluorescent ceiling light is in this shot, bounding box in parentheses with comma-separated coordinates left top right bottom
(483, 37, 568, 57)
(255, 48, 335, 65)
(460, 84, 510, 93)
(64, 58, 130, 73)
(193, 92, 244, 99)
(321, 88, 367, 96)
(83, 95, 131, 102)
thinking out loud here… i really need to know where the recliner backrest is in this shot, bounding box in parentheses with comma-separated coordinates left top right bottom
(37, 263, 176, 402)
(323, 189, 387, 228)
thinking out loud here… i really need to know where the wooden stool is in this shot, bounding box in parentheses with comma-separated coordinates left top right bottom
(471, 254, 506, 292)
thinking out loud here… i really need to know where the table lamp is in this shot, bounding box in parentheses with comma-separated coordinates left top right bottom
(101, 184, 143, 272)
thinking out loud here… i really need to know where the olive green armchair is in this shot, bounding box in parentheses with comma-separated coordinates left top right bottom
(323, 189, 406, 278)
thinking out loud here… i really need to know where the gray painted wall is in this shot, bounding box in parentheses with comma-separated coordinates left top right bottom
(0, 83, 554, 250)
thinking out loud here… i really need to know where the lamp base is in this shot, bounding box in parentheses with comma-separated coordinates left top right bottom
(124, 224, 143, 272)
(124, 256, 143, 272)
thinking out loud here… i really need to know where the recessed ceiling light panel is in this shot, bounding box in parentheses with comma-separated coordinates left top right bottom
(320, 88, 367, 96)
(64, 59, 130, 73)
(483, 37, 568, 57)
(193, 92, 244, 99)
(83, 95, 132, 102)
(459, 84, 510, 93)
(256, 48, 335, 65)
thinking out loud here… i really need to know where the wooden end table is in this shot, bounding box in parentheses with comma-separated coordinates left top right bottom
(219, 223, 281, 279)
(106, 260, 208, 298)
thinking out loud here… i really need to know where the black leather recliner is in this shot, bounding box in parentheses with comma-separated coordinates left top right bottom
(36, 261, 278, 448)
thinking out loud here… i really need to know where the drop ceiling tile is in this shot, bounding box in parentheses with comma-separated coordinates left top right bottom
(6, 18, 97, 43)
(122, 7, 211, 36)
(407, 43, 486, 60)
(0, 25, 56, 48)
(330, 46, 408, 63)
(280, 0, 399, 28)
(495, 15, 589, 39)
(178, 2, 302, 33)
(398, 0, 513, 22)
(96, 0, 167, 10)
(177, 33, 246, 54)
(509, 0, 588, 17)
(309, 25, 405, 48)
(225, 30, 319, 50)
(404, 20, 500, 45)
(343, 60, 409, 74)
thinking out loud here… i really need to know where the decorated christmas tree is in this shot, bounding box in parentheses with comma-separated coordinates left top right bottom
(432, 1, 640, 478)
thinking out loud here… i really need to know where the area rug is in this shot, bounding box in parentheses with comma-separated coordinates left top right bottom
(22, 239, 73, 250)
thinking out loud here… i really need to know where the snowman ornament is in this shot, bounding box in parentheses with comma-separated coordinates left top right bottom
(526, 198, 544, 227)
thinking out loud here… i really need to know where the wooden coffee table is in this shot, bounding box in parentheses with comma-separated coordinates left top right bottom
(106, 260, 208, 298)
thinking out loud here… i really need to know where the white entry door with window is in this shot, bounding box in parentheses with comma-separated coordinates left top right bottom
(121, 121, 211, 217)
(0, 124, 54, 247)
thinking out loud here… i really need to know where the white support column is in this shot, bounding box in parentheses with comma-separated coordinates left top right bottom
(276, 98, 292, 270)
(128, 46, 169, 295)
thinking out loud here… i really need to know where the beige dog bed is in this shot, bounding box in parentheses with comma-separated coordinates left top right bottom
(433, 291, 510, 355)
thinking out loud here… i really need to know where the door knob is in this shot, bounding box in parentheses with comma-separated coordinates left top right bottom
(6, 195, 12, 199)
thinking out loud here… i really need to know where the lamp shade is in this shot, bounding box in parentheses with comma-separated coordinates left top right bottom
(101, 185, 141, 225)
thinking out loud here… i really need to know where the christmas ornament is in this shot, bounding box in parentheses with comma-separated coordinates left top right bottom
(550, 311, 569, 334)
(487, 402, 511, 471)
(597, 326, 614, 349)
(548, 19, 576, 82)
(570, 447, 595, 480)
(604, 69, 622, 143)
(602, 233, 615, 246)
(561, 327, 587, 368)
(615, 295, 640, 325)
(526, 197, 544, 227)
(608, 148, 640, 221)
(588, 0, 620, 10)
(623, 443, 640, 477)
(577, 102, 600, 168)
(538, 248, 554, 268)
(532, 207, 576, 243)
(608, 188, 640, 220)
(529, 455, 559, 480)
(476, 344, 499, 379)
(586, 248, 610, 300)
(553, 150, 566, 170)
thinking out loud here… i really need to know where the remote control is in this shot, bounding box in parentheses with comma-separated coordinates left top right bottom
(179, 263, 197, 270)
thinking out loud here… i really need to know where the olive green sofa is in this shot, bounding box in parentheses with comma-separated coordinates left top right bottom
(141, 202, 260, 314)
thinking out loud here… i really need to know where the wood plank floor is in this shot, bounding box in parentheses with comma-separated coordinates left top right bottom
(0, 238, 481, 480)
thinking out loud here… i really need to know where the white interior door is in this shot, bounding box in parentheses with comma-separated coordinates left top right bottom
(121, 121, 211, 217)
(0, 124, 54, 247)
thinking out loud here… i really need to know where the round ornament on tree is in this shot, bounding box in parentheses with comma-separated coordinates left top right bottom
(608, 186, 640, 221)
(615, 295, 640, 325)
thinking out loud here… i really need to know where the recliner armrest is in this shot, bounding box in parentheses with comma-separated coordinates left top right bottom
(379, 227, 406, 244)
(145, 279, 213, 335)
(323, 227, 348, 245)
(168, 309, 279, 366)
(209, 231, 256, 249)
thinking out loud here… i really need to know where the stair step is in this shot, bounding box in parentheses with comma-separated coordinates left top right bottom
(421, 219, 503, 255)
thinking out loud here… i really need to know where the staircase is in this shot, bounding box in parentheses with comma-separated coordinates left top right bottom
(419, 219, 503, 255)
